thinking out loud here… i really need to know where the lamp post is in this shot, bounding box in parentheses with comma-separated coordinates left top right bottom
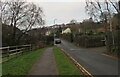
(118, 0, 120, 12)
(54, 19, 57, 25)
(53, 19, 57, 45)
(103, 11, 115, 47)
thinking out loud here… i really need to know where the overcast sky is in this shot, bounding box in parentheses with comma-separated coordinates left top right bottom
(27, 0, 90, 26)
(3, 0, 119, 27)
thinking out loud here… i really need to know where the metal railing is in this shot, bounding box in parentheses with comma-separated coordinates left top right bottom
(0, 44, 32, 63)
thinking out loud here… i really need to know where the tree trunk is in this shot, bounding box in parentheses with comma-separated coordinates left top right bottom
(11, 27, 16, 45)
(11, 20, 17, 45)
(15, 32, 25, 45)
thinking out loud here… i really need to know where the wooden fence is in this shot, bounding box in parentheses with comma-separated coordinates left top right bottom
(0, 44, 32, 63)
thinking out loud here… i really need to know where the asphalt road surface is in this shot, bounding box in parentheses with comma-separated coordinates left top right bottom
(57, 39, 119, 76)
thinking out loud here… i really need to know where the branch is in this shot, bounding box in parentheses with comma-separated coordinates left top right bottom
(109, 0, 120, 13)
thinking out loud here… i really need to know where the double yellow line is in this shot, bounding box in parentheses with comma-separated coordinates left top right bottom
(61, 48, 93, 77)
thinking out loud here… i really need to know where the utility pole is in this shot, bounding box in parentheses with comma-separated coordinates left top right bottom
(53, 19, 57, 45)
(54, 19, 57, 25)
(110, 0, 120, 48)
(118, 0, 120, 13)
(103, 11, 109, 46)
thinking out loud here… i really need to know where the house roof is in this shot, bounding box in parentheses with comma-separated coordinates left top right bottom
(62, 28, 71, 34)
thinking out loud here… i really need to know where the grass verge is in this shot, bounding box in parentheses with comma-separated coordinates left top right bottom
(2, 48, 45, 75)
(53, 46, 82, 75)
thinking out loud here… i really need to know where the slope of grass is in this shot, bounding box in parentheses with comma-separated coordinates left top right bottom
(53, 47, 82, 75)
(2, 48, 45, 75)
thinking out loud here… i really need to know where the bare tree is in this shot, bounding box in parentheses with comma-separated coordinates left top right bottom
(85, 0, 120, 48)
(85, 0, 120, 22)
(85, 0, 119, 35)
(70, 19, 77, 24)
(1, 0, 45, 45)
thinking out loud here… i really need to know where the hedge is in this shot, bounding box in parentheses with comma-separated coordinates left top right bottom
(61, 33, 105, 48)
(74, 35, 105, 47)
(106, 30, 120, 56)
(61, 30, 120, 56)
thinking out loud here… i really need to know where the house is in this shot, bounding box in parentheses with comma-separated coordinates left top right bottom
(45, 31, 51, 36)
(62, 28, 71, 34)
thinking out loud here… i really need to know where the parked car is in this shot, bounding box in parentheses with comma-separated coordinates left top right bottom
(55, 39, 61, 44)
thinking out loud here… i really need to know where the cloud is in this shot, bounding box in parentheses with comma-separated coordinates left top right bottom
(27, 0, 85, 2)
(27, 1, 89, 26)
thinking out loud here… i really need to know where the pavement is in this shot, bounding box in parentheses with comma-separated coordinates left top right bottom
(57, 39, 119, 75)
(28, 47, 58, 75)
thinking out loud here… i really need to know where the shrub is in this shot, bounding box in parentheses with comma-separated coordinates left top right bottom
(45, 35, 54, 45)
(61, 33, 73, 42)
(106, 30, 120, 56)
(75, 35, 105, 47)
(61, 33, 105, 48)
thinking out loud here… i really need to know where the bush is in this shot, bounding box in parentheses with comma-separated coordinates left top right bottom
(106, 30, 120, 56)
(45, 35, 54, 45)
(32, 35, 54, 50)
(74, 35, 105, 47)
(61, 33, 105, 48)
(61, 33, 73, 42)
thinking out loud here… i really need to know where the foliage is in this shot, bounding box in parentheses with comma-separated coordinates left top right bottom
(45, 35, 54, 46)
(61, 33, 105, 48)
(111, 13, 120, 30)
(1, 0, 44, 45)
(106, 30, 120, 56)
(80, 19, 104, 32)
(85, 0, 120, 22)
(61, 33, 73, 42)
(70, 19, 77, 24)
(70, 24, 80, 35)
(74, 35, 105, 47)
(55, 27, 62, 37)
(2, 24, 22, 46)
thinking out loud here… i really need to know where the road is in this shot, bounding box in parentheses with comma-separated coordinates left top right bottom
(57, 39, 119, 75)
